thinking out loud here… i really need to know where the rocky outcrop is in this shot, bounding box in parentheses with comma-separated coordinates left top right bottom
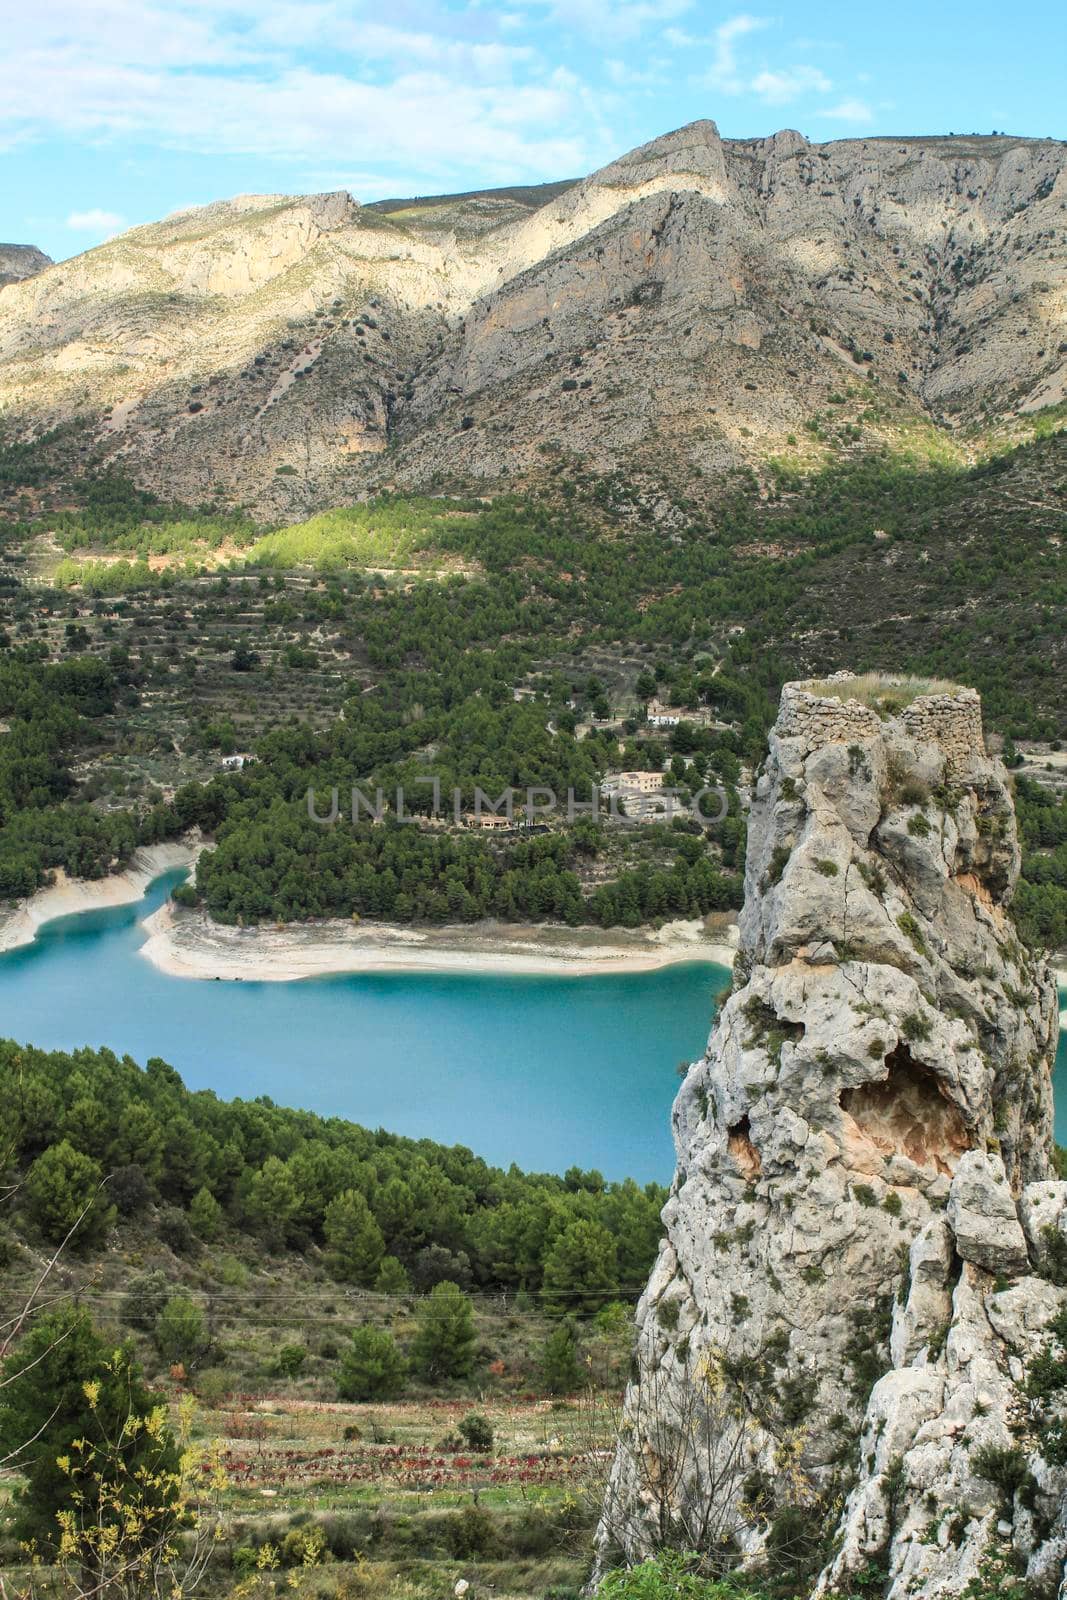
(0, 124, 1063, 513)
(0, 243, 51, 289)
(596, 675, 1065, 1598)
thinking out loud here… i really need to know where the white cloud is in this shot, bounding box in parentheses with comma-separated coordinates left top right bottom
(0, 1, 601, 189)
(695, 15, 843, 111)
(750, 65, 831, 104)
(605, 56, 666, 87)
(66, 208, 126, 231)
(820, 98, 874, 123)
(706, 13, 769, 92)
(1, 58, 588, 185)
(534, 0, 693, 43)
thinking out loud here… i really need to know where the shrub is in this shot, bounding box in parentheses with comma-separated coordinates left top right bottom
(121, 1269, 172, 1331)
(214, 1254, 248, 1287)
(814, 858, 839, 877)
(970, 1442, 1035, 1506)
(444, 1503, 500, 1559)
(542, 1322, 582, 1395)
(410, 1244, 472, 1291)
(337, 1327, 406, 1401)
(599, 1551, 767, 1597)
(764, 1502, 829, 1587)
(158, 1204, 196, 1255)
(858, 859, 887, 897)
(154, 1293, 207, 1366)
(109, 1163, 153, 1215)
(656, 1298, 681, 1330)
(899, 779, 931, 807)
(1038, 1224, 1067, 1287)
(195, 1368, 235, 1407)
(457, 1412, 494, 1452)
(764, 844, 791, 887)
(1040, 1417, 1067, 1466)
(274, 1344, 307, 1379)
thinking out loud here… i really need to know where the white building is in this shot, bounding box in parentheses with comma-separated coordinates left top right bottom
(601, 770, 665, 795)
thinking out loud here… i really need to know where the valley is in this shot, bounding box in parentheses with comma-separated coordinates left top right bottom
(1, 109, 1066, 1600)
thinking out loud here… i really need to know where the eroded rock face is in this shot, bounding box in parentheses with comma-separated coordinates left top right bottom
(0, 123, 1063, 513)
(596, 677, 1063, 1598)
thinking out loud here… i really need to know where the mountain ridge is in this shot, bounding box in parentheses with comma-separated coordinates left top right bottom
(0, 119, 1063, 516)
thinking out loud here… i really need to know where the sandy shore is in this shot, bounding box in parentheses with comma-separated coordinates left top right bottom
(138, 903, 739, 983)
(0, 840, 201, 956)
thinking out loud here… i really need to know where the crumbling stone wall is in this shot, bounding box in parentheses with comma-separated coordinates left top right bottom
(777, 680, 986, 779)
(902, 689, 985, 774)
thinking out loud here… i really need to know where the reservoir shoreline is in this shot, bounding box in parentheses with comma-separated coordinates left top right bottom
(138, 901, 738, 981)
(0, 856, 1063, 1178)
(1, 849, 1062, 1006)
(0, 843, 737, 980)
(0, 840, 203, 956)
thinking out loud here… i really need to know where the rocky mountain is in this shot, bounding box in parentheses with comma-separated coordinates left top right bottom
(0, 122, 1063, 515)
(597, 674, 1065, 1597)
(0, 243, 51, 289)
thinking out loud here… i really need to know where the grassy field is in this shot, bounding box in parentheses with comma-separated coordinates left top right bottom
(0, 1217, 630, 1598)
(1, 1389, 614, 1599)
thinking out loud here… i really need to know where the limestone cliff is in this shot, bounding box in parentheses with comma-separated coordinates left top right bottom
(0, 123, 1063, 514)
(597, 675, 1066, 1597)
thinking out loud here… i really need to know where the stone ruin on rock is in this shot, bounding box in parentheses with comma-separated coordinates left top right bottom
(596, 674, 1067, 1598)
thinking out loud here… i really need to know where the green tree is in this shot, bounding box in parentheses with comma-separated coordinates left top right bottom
(274, 1345, 307, 1379)
(337, 1327, 406, 1401)
(323, 1187, 385, 1284)
(411, 1280, 476, 1383)
(541, 1219, 618, 1315)
(374, 1254, 411, 1295)
(541, 1321, 582, 1394)
(0, 1306, 182, 1562)
(154, 1293, 207, 1367)
(246, 1155, 300, 1249)
(188, 1186, 223, 1241)
(24, 1139, 115, 1252)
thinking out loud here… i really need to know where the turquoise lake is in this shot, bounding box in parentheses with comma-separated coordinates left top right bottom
(1, 871, 1064, 1185)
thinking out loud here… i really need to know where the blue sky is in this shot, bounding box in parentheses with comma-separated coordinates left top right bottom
(3, 0, 1064, 262)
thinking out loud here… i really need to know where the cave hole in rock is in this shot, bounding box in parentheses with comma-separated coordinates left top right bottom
(727, 1114, 762, 1179)
(840, 1045, 970, 1175)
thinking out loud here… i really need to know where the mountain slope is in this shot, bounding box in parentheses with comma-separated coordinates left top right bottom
(0, 121, 1063, 514)
(0, 243, 51, 289)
